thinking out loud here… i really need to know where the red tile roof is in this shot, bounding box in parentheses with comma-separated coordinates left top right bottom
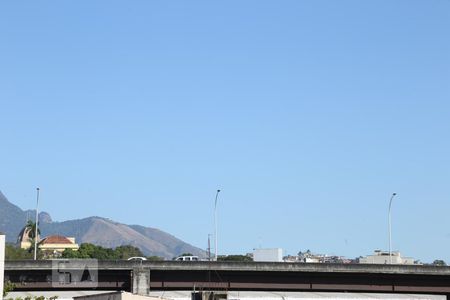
(40, 235, 73, 245)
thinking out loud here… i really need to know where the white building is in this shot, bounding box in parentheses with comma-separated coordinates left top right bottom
(253, 248, 283, 262)
(1, 234, 5, 300)
(359, 250, 416, 265)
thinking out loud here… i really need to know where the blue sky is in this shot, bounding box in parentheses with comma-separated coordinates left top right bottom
(1, 1, 449, 262)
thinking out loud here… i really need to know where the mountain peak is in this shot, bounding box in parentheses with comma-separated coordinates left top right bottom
(0, 192, 205, 259)
(0, 191, 30, 243)
(0, 190, 8, 203)
(39, 212, 53, 223)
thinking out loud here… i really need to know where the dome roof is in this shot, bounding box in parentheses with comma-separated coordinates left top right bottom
(40, 235, 73, 245)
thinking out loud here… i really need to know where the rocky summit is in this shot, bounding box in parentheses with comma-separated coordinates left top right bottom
(0, 190, 205, 259)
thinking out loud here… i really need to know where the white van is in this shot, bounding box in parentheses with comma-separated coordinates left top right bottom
(175, 255, 199, 261)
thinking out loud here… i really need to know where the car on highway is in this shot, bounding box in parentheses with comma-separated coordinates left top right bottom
(127, 256, 147, 261)
(174, 255, 199, 261)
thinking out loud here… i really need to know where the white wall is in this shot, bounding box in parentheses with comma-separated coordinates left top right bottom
(253, 248, 283, 262)
(0, 234, 5, 300)
(359, 252, 415, 265)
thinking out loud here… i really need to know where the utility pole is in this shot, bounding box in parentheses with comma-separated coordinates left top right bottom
(214, 189, 221, 261)
(388, 192, 397, 264)
(207, 234, 212, 261)
(34, 187, 40, 260)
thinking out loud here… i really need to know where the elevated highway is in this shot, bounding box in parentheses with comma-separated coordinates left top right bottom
(5, 261, 450, 298)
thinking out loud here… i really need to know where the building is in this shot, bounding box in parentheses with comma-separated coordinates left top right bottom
(16, 226, 40, 250)
(16, 224, 79, 258)
(359, 250, 416, 265)
(253, 248, 283, 262)
(38, 235, 79, 257)
(1, 233, 5, 300)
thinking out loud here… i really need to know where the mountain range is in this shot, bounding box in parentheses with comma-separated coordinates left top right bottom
(0, 191, 205, 259)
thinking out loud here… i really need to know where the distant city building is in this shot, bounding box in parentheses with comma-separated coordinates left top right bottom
(38, 235, 79, 257)
(284, 250, 356, 264)
(16, 224, 79, 258)
(253, 248, 283, 262)
(359, 250, 416, 265)
(283, 255, 299, 263)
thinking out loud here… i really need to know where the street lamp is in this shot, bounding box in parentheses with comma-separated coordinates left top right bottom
(207, 233, 212, 261)
(388, 192, 397, 264)
(34, 188, 40, 261)
(214, 189, 221, 261)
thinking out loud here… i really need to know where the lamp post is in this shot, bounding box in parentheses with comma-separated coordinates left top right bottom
(207, 234, 212, 261)
(388, 192, 397, 264)
(214, 189, 221, 261)
(34, 188, 40, 261)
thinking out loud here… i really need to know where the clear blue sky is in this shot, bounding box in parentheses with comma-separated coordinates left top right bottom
(1, 1, 449, 263)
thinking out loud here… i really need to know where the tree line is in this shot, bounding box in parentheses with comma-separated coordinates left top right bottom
(4, 243, 163, 261)
(62, 243, 163, 260)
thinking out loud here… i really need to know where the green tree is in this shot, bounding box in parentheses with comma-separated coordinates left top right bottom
(61, 248, 82, 258)
(62, 243, 148, 260)
(62, 243, 105, 259)
(24, 220, 41, 254)
(5, 244, 33, 260)
(218, 255, 253, 262)
(146, 256, 164, 261)
(25, 220, 40, 240)
(115, 245, 143, 259)
(3, 280, 15, 297)
(75, 243, 117, 259)
(433, 259, 447, 266)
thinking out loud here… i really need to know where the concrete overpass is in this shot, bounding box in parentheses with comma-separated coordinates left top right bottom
(5, 261, 450, 298)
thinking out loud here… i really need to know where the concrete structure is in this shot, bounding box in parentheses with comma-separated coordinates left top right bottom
(0, 234, 5, 300)
(359, 250, 416, 265)
(7, 261, 450, 297)
(6, 290, 446, 300)
(192, 291, 227, 300)
(132, 269, 150, 296)
(74, 291, 167, 300)
(253, 248, 283, 262)
(159, 291, 444, 300)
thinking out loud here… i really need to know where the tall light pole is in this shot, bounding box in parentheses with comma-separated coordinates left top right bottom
(34, 187, 40, 261)
(388, 192, 397, 264)
(214, 189, 221, 261)
(207, 234, 212, 261)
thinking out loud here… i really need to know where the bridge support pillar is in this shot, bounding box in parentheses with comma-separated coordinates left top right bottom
(192, 291, 228, 300)
(0, 234, 5, 300)
(132, 268, 150, 296)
